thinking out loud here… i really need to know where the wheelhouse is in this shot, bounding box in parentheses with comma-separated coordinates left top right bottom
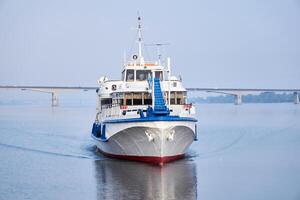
(122, 68, 164, 82)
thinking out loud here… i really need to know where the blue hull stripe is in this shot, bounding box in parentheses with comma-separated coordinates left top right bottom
(102, 116, 197, 124)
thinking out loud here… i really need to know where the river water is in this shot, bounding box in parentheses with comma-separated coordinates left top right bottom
(0, 96, 300, 200)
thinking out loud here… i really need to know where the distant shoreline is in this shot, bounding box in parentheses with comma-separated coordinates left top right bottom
(189, 92, 295, 104)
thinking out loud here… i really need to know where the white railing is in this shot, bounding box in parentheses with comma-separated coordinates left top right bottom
(100, 104, 196, 119)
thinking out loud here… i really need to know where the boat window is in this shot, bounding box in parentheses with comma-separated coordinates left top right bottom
(133, 93, 143, 105)
(136, 70, 151, 81)
(176, 92, 184, 105)
(126, 69, 134, 82)
(101, 98, 112, 105)
(144, 93, 152, 105)
(155, 71, 163, 80)
(170, 92, 175, 104)
(126, 99, 132, 105)
(112, 98, 124, 105)
(183, 91, 187, 104)
(111, 92, 124, 99)
(122, 92, 155, 106)
(167, 91, 187, 105)
(124, 93, 133, 105)
(111, 93, 124, 105)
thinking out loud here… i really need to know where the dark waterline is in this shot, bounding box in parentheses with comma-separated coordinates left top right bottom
(0, 103, 300, 200)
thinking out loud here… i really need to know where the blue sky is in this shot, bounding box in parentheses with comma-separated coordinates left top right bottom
(0, 0, 299, 88)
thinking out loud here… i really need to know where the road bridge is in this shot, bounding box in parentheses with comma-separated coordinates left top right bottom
(0, 85, 97, 107)
(1, 85, 299, 106)
(186, 88, 300, 105)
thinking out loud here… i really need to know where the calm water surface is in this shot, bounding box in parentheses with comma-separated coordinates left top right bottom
(0, 100, 300, 200)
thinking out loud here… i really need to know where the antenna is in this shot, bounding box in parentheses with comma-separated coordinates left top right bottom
(144, 43, 170, 64)
(137, 13, 143, 58)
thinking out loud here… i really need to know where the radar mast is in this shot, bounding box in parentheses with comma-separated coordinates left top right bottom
(137, 15, 143, 59)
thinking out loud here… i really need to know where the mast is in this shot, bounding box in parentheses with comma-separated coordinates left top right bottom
(137, 16, 143, 58)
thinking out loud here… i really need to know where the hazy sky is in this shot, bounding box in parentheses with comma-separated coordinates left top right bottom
(0, 0, 299, 88)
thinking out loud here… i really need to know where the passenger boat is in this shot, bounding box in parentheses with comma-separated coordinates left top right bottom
(91, 16, 197, 165)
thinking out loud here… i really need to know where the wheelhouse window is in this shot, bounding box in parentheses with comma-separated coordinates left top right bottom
(136, 70, 151, 81)
(126, 69, 134, 82)
(155, 71, 163, 80)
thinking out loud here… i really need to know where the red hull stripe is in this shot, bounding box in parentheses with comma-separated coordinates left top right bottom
(98, 148, 184, 164)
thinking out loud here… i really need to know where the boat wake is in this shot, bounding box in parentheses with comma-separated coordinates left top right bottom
(0, 142, 105, 160)
(187, 130, 247, 160)
(198, 132, 246, 159)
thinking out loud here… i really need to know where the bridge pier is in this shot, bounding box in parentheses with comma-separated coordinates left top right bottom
(51, 92, 59, 107)
(21, 88, 60, 107)
(234, 94, 242, 105)
(294, 92, 299, 104)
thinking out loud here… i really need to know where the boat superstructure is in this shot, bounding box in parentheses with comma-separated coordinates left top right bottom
(92, 16, 197, 165)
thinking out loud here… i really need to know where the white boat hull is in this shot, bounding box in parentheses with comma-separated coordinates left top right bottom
(94, 121, 196, 164)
